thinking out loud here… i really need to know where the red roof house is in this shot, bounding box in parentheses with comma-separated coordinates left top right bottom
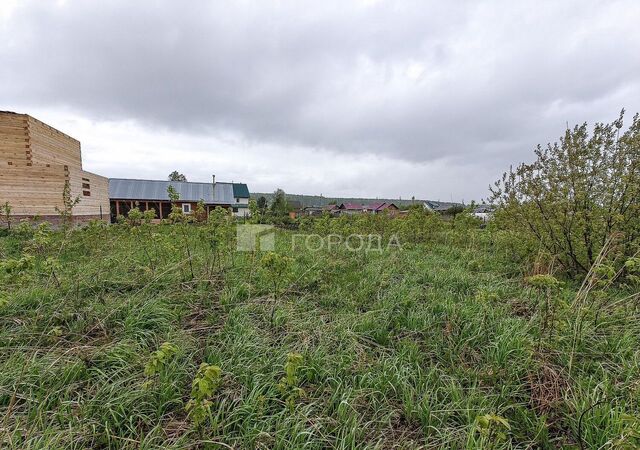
(338, 202, 399, 215)
(366, 202, 399, 214)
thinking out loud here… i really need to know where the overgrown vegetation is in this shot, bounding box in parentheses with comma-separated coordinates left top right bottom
(0, 208, 638, 448)
(491, 111, 639, 276)
(248, 188, 301, 226)
(0, 115, 638, 448)
(0, 202, 12, 231)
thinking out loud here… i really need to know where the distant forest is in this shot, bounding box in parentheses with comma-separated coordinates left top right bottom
(251, 192, 433, 208)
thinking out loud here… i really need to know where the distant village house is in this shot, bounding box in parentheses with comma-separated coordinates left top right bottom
(422, 200, 464, 214)
(0, 112, 250, 226)
(365, 202, 400, 215)
(338, 202, 399, 215)
(472, 204, 495, 222)
(109, 177, 250, 222)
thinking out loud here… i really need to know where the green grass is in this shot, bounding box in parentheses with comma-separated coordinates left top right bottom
(0, 222, 638, 449)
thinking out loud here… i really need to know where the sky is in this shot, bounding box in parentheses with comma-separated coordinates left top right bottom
(1, 0, 639, 202)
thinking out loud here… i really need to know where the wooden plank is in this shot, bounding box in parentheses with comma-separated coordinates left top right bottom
(27, 115, 82, 170)
(0, 113, 109, 219)
(0, 163, 67, 215)
(0, 112, 29, 167)
(67, 167, 110, 216)
(0, 113, 28, 126)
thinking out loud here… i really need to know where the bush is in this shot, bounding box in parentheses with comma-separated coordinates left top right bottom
(491, 111, 640, 277)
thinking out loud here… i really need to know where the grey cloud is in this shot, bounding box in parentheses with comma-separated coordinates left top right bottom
(1, 0, 639, 173)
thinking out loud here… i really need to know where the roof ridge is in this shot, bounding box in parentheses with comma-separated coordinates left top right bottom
(109, 177, 243, 203)
(109, 177, 241, 185)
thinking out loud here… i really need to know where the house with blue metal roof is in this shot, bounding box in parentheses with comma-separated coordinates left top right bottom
(108, 176, 250, 222)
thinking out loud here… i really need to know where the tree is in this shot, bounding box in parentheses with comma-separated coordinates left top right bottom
(257, 196, 268, 213)
(0, 202, 12, 230)
(167, 185, 180, 202)
(166, 185, 185, 223)
(490, 111, 640, 276)
(168, 171, 187, 182)
(55, 182, 80, 230)
(445, 205, 465, 217)
(248, 199, 259, 221)
(270, 189, 288, 217)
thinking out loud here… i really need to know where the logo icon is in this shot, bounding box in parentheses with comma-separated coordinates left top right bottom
(236, 224, 275, 251)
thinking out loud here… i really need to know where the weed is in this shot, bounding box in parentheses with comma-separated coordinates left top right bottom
(260, 252, 292, 327)
(185, 363, 222, 427)
(0, 220, 637, 448)
(614, 414, 640, 449)
(474, 413, 511, 448)
(144, 342, 178, 378)
(277, 352, 305, 411)
(0, 201, 12, 230)
(525, 274, 562, 349)
(54, 182, 80, 230)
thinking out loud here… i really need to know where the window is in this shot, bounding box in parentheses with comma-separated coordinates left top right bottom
(82, 178, 91, 196)
(182, 203, 191, 214)
(232, 207, 238, 213)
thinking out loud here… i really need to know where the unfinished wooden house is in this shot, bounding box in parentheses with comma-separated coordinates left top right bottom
(0, 111, 109, 225)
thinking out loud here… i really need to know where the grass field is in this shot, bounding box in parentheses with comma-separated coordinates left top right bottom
(0, 221, 638, 449)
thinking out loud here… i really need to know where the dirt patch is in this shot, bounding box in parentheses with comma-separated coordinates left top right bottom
(527, 355, 573, 444)
(509, 298, 535, 319)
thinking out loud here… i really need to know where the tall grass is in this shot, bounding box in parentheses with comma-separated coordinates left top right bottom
(0, 219, 638, 448)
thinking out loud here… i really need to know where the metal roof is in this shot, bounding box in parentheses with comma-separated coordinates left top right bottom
(339, 203, 366, 210)
(108, 178, 246, 204)
(232, 183, 250, 198)
(423, 200, 463, 211)
(473, 205, 495, 213)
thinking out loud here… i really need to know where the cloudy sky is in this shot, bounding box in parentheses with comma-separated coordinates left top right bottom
(1, 0, 639, 201)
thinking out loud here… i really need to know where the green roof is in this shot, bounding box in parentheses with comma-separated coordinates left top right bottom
(232, 183, 250, 198)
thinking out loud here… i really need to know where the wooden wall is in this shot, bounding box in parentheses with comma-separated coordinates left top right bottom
(0, 113, 29, 167)
(0, 111, 109, 221)
(28, 115, 83, 169)
(68, 167, 110, 218)
(0, 164, 66, 215)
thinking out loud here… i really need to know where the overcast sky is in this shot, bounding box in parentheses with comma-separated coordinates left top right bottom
(2, 0, 639, 201)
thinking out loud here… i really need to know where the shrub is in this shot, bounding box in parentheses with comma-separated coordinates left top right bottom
(144, 342, 178, 378)
(491, 111, 640, 277)
(185, 363, 222, 426)
(475, 413, 511, 447)
(0, 201, 12, 230)
(277, 353, 305, 411)
(127, 208, 144, 227)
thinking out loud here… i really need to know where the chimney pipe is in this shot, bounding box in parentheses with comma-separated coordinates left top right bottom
(212, 174, 216, 186)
